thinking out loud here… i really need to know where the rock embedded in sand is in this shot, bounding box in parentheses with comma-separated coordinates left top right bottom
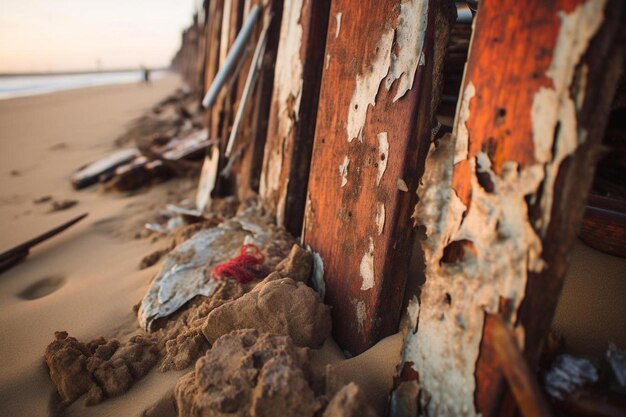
(202, 277, 331, 348)
(323, 383, 379, 417)
(275, 244, 313, 283)
(175, 329, 322, 417)
(44, 331, 159, 405)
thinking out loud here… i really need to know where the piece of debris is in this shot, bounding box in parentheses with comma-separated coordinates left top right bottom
(137, 207, 294, 330)
(0, 213, 87, 273)
(71, 148, 140, 190)
(34, 195, 52, 204)
(202, 276, 331, 348)
(139, 247, 171, 270)
(607, 343, 626, 390)
(174, 329, 323, 417)
(44, 331, 159, 406)
(49, 199, 78, 212)
(544, 354, 599, 399)
(9, 169, 20, 176)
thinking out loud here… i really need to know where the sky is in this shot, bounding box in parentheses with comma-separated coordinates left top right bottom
(0, 0, 201, 73)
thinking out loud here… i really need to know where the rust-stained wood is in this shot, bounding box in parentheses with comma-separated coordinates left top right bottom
(259, 0, 331, 236)
(303, 0, 455, 354)
(393, 0, 625, 416)
(490, 315, 551, 417)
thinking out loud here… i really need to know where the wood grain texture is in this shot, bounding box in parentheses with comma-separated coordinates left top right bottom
(304, 0, 454, 354)
(260, 0, 331, 236)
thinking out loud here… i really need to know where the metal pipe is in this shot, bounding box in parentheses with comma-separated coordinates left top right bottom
(202, 4, 262, 109)
(225, 15, 271, 157)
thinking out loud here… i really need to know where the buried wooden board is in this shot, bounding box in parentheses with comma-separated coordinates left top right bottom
(393, 0, 626, 416)
(259, 0, 331, 236)
(303, 0, 455, 354)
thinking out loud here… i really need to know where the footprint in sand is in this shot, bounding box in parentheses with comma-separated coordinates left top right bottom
(17, 276, 66, 300)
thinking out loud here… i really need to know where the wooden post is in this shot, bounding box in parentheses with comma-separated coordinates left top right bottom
(303, 0, 455, 354)
(394, 0, 625, 416)
(259, 0, 331, 236)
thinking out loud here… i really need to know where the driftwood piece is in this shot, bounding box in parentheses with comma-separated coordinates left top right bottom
(71, 149, 139, 189)
(0, 213, 88, 273)
(394, 0, 626, 416)
(303, 0, 455, 354)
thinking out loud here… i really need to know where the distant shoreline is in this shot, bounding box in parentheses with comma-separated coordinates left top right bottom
(0, 67, 171, 77)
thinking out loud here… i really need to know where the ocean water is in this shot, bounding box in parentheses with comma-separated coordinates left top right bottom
(0, 69, 168, 100)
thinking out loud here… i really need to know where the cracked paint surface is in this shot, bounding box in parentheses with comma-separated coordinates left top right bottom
(346, 0, 430, 141)
(398, 2, 606, 415)
(384, 0, 429, 102)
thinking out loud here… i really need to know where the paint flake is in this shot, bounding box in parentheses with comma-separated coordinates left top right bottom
(397, 178, 408, 192)
(359, 237, 375, 290)
(385, 0, 429, 102)
(339, 155, 350, 187)
(375, 202, 385, 235)
(346, 29, 394, 142)
(335, 12, 342, 38)
(377, 132, 389, 185)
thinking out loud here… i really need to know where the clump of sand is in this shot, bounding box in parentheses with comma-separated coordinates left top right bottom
(44, 331, 159, 405)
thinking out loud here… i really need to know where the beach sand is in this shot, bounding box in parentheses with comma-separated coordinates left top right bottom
(0, 75, 189, 416)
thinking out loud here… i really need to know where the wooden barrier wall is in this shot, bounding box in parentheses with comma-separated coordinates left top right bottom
(172, 1, 624, 414)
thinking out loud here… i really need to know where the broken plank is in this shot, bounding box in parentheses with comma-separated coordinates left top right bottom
(303, 0, 455, 354)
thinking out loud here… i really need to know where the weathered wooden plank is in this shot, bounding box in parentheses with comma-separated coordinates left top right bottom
(259, 0, 331, 236)
(233, 0, 284, 200)
(303, 0, 455, 354)
(394, 0, 625, 415)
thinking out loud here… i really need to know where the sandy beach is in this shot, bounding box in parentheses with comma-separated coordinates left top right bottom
(0, 75, 190, 416)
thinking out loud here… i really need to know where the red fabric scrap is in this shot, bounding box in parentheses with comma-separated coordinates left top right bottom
(212, 244, 265, 283)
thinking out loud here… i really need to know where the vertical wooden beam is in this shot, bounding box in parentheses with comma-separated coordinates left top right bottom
(232, 0, 284, 200)
(303, 0, 455, 354)
(259, 0, 331, 236)
(394, 0, 625, 416)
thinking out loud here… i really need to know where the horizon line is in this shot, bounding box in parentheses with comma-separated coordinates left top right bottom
(0, 66, 173, 77)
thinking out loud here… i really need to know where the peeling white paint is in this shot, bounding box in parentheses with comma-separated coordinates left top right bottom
(375, 202, 385, 235)
(401, 3, 606, 414)
(359, 236, 375, 290)
(376, 132, 389, 186)
(335, 12, 342, 38)
(325, 53, 331, 70)
(346, 29, 394, 142)
(532, 0, 605, 235)
(260, 0, 304, 218)
(384, 0, 429, 102)
(453, 82, 475, 164)
(397, 177, 408, 192)
(339, 155, 350, 187)
(346, 1, 430, 141)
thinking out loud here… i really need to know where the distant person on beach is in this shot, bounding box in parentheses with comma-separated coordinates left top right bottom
(141, 66, 151, 85)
